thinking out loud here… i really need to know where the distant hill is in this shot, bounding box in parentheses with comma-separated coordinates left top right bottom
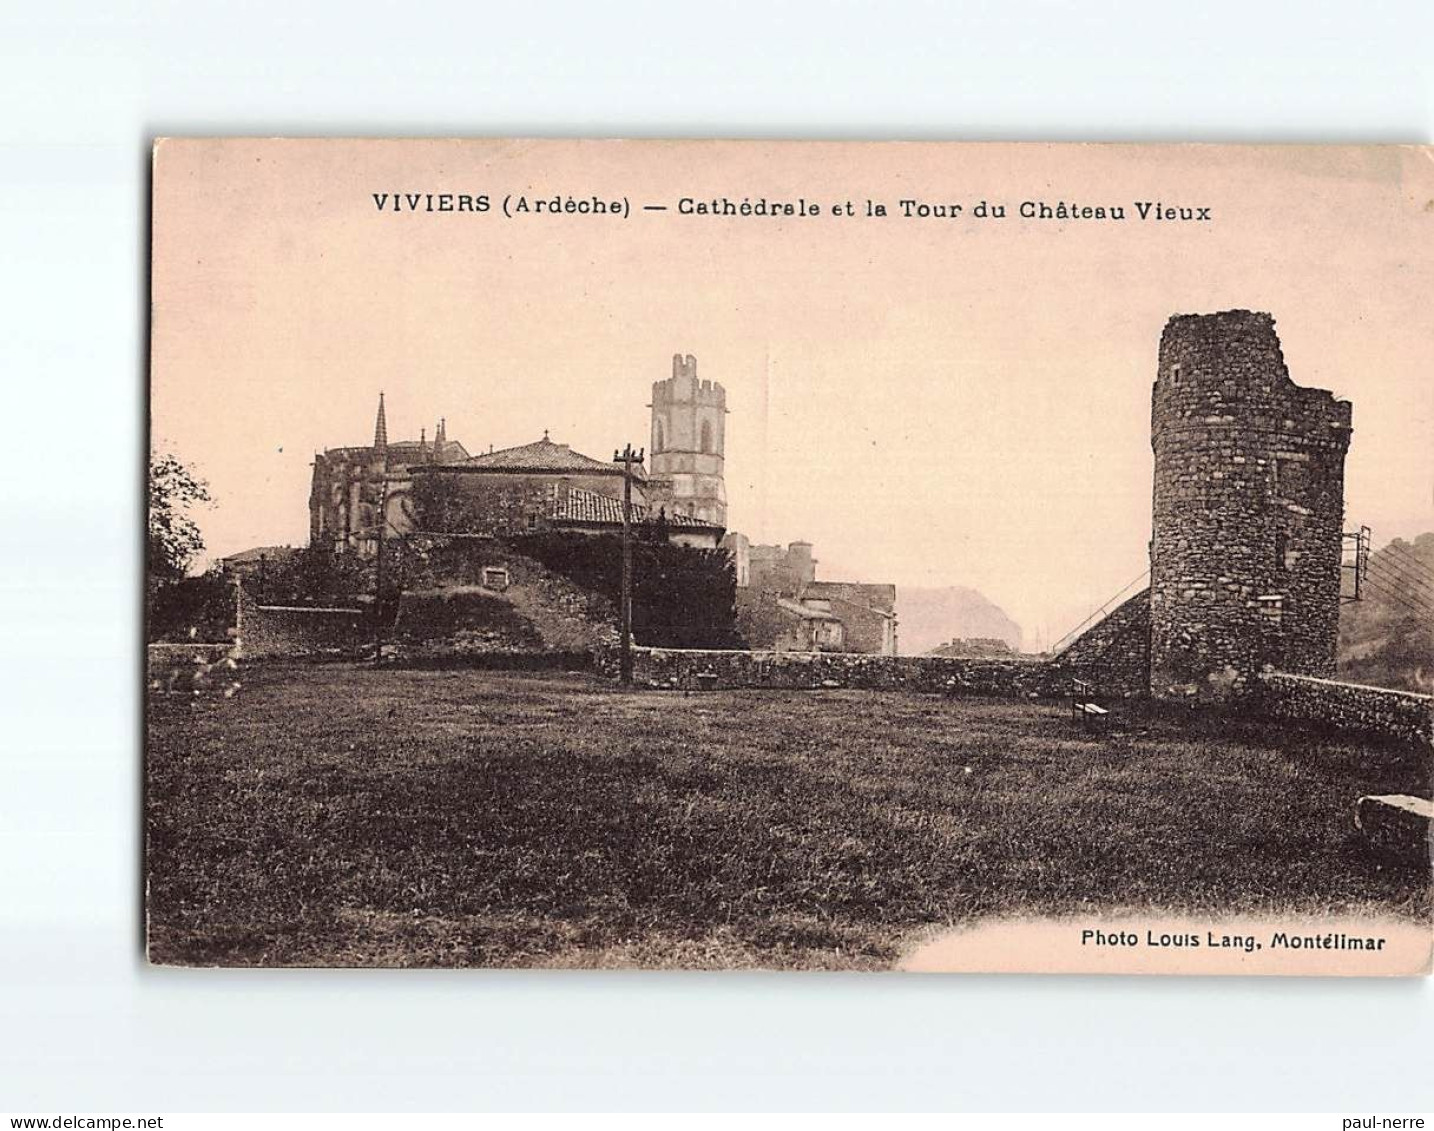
(1338, 533, 1434, 693)
(897, 586, 1023, 657)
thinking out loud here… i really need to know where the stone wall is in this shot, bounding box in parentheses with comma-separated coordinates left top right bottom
(606, 589, 1152, 698)
(1257, 671, 1434, 746)
(1150, 310, 1353, 699)
(605, 645, 1069, 697)
(1052, 588, 1150, 696)
(397, 537, 619, 657)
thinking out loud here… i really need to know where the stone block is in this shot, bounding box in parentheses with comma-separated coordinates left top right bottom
(1356, 794, 1433, 863)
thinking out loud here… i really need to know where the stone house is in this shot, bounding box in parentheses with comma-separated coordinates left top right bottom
(727, 537, 898, 655)
(408, 435, 724, 549)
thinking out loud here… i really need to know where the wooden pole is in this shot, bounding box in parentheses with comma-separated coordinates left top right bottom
(374, 475, 389, 663)
(616, 443, 645, 685)
(619, 445, 634, 685)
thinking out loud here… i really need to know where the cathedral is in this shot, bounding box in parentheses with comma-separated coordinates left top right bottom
(308, 396, 469, 557)
(306, 351, 897, 655)
(308, 353, 730, 555)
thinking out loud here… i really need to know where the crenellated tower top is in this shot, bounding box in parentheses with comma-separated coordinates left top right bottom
(648, 351, 728, 528)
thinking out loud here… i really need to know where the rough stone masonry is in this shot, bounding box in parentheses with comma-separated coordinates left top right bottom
(1149, 310, 1353, 699)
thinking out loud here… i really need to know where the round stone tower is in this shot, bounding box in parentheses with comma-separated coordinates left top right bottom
(649, 353, 728, 527)
(1149, 310, 1353, 698)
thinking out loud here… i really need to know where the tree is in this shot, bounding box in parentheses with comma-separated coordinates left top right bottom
(505, 531, 743, 649)
(254, 545, 373, 606)
(148, 451, 212, 579)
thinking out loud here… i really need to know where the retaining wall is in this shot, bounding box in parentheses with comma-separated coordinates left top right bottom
(1257, 671, 1434, 746)
(389, 540, 619, 662)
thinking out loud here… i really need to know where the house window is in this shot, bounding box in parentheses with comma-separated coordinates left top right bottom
(1170, 364, 1181, 385)
(1275, 531, 1289, 572)
(700, 420, 713, 454)
(482, 567, 510, 591)
(654, 420, 665, 453)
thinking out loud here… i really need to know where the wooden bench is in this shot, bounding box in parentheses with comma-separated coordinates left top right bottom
(1071, 678, 1109, 731)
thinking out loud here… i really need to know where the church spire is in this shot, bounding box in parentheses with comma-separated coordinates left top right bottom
(373, 392, 388, 451)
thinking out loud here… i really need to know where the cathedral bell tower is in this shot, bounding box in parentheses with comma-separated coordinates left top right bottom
(649, 353, 727, 528)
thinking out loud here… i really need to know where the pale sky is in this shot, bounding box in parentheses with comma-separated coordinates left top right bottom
(152, 141, 1434, 646)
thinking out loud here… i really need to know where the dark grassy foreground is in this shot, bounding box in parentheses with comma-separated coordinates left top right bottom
(146, 664, 1431, 969)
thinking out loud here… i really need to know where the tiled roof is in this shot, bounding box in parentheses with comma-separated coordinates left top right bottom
(554, 487, 722, 531)
(554, 487, 626, 524)
(456, 437, 633, 476)
(221, 545, 296, 565)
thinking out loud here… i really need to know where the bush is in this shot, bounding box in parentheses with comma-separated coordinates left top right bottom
(504, 532, 743, 650)
(248, 546, 375, 607)
(147, 572, 235, 643)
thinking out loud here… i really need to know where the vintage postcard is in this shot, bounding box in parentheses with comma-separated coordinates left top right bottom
(146, 139, 1433, 973)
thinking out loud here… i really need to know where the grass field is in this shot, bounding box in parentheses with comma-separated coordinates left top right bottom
(146, 663, 1431, 968)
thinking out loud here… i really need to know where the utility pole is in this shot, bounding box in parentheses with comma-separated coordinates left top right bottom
(371, 391, 391, 665)
(614, 444, 645, 685)
(374, 477, 387, 663)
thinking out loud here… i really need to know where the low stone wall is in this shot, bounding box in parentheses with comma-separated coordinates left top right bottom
(1257, 672, 1434, 746)
(607, 645, 1069, 697)
(603, 592, 1153, 699)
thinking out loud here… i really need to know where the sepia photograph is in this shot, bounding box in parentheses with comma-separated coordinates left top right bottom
(146, 139, 1433, 974)
(9, 0, 1434, 1115)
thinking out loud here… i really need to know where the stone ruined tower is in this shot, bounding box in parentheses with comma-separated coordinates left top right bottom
(649, 353, 728, 528)
(1149, 311, 1353, 698)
